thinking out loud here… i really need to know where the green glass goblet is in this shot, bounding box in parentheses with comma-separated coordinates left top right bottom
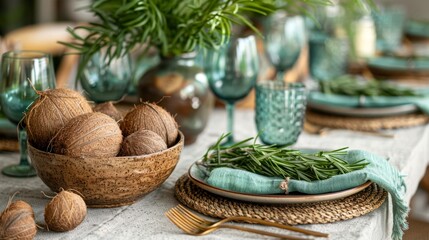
(204, 35, 259, 146)
(79, 50, 131, 103)
(263, 13, 306, 81)
(0, 50, 56, 177)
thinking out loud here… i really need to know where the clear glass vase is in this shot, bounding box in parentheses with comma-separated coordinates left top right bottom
(137, 53, 214, 145)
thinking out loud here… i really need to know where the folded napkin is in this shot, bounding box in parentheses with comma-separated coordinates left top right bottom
(205, 150, 408, 240)
(308, 91, 429, 115)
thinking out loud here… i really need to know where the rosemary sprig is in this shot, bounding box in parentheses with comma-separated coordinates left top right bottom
(200, 133, 368, 181)
(319, 75, 421, 97)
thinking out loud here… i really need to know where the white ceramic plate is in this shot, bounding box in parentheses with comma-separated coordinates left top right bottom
(188, 162, 372, 204)
(307, 101, 418, 117)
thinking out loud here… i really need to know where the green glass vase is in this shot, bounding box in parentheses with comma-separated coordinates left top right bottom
(138, 53, 214, 145)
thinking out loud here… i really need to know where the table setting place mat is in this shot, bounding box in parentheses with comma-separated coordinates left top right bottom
(0, 117, 18, 152)
(175, 149, 408, 240)
(307, 88, 429, 116)
(306, 79, 429, 130)
(306, 110, 429, 131)
(175, 175, 386, 225)
(0, 137, 19, 152)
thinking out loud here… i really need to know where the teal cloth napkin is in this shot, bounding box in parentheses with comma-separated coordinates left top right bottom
(308, 90, 429, 115)
(205, 150, 408, 240)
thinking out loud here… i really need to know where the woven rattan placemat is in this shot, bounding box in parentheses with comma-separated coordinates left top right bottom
(175, 175, 387, 225)
(306, 110, 429, 132)
(0, 138, 19, 152)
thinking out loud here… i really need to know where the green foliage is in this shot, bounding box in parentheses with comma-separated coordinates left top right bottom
(61, 0, 276, 59)
(319, 75, 421, 97)
(201, 133, 368, 181)
(60, 0, 374, 77)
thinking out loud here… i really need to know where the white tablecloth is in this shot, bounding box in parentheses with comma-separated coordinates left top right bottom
(1, 109, 428, 240)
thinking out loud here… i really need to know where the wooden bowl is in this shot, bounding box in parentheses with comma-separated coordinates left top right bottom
(28, 131, 184, 208)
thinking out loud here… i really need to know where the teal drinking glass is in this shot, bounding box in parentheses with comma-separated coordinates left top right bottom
(309, 31, 349, 81)
(204, 35, 259, 146)
(373, 6, 405, 53)
(255, 82, 306, 146)
(0, 50, 56, 177)
(263, 13, 306, 81)
(80, 50, 131, 103)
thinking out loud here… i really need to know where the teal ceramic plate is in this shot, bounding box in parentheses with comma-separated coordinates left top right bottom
(307, 101, 418, 117)
(406, 20, 429, 38)
(188, 162, 371, 204)
(0, 118, 17, 137)
(367, 56, 429, 78)
(367, 57, 429, 71)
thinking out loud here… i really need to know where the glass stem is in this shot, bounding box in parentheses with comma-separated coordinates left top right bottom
(226, 102, 235, 144)
(276, 70, 285, 83)
(18, 127, 29, 166)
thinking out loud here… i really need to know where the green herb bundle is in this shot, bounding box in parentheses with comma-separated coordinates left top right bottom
(319, 75, 421, 97)
(201, 134, 368, 181)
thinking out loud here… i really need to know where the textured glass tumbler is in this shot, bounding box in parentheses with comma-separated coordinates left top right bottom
(309, 32, 349, 81)
(373, 7, 405, 53)
(255, 82, 306, 146)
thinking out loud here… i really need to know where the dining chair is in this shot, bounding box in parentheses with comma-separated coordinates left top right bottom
(4, 22, 79, 88)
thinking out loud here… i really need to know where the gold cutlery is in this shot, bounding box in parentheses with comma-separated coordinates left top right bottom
(166, 205, 328, 239)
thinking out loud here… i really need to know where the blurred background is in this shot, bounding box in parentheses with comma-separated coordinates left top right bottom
(1, 2, 429, 238)
(0, 0, 428, 35)
(0, 1, 95, 34)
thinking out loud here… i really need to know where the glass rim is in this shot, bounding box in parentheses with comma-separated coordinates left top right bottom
(2, 50, 52, 60)
(256, 81, 305, 91)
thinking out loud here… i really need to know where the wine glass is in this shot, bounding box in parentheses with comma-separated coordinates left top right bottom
(203, 35, 259, 146)
(79, 50, 131, 103)
(0, 50, 56, 177)
(263, 13, 306, 81)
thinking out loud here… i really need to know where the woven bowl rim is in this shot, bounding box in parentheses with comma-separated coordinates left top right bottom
(28, 131, 184, 161)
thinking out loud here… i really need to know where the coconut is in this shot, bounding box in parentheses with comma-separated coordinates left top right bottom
(26, 88, 93, 151)
(121, 102, 178, 147)
(120, 130, 167, 156)
(51, 112, 123, 157)
(44, 190, 86, 232)
(0, 200, 37, 240)
(93, 101, 122, 121)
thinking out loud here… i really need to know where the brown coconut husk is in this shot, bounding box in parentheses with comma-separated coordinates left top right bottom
(51, 112, 122, 158)
(25, 88, 93, 151)
(121, 102, 178, 147)
(119, 130, 167, 156)
(93, 101, 122, 121)
(44, 190, 86, 232)
(0, 200, 37, 240)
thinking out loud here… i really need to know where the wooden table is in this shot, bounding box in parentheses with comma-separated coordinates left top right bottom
(0, 109, 428, 240)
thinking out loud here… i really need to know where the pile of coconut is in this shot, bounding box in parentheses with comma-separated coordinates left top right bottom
(25, 88, 179, 157)
(0, 89, 180, 238)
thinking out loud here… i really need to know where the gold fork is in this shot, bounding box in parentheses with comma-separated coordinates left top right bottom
(174, 204, 328, 238)
(166, 207, 310, 240)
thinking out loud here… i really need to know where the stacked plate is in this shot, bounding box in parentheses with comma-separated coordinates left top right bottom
(367, 56, 429, 79)
(307, 100, 418, 118)
(187, 162, 371, 204)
